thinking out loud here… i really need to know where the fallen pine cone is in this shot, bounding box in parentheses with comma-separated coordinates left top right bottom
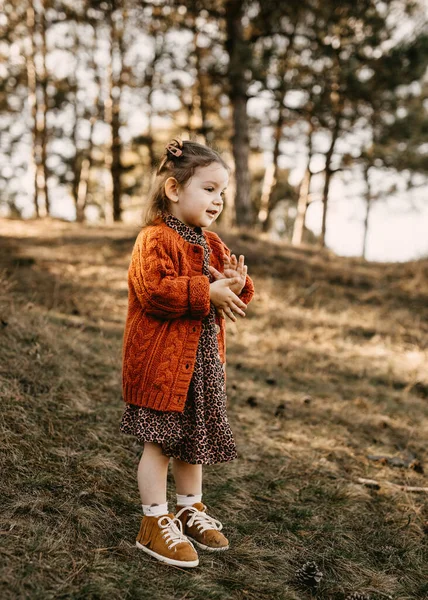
(294, 560, 323, 589)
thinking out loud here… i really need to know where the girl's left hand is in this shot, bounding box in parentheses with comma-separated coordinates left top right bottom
(209, 254, 247, 321)
(208, 254, 247, 297)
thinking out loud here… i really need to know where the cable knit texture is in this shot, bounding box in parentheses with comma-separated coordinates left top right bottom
(122, 218, 255, 412)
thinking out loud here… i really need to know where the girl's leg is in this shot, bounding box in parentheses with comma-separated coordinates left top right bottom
(137, 442, 170, 505)
(135, 444, 200, 567)
(172, 459, 229, 552)
(171, 458, 202, 496)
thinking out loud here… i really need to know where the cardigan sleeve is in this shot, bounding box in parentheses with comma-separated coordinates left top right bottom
(129, 229, 211, 320)
(220, 240, 255, 306)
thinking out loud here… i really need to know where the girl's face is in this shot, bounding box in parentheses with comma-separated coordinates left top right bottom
(165, 162, 228, 229)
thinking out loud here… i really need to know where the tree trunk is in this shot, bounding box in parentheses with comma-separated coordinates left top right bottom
(257, 113, 284, 233)
(146, 69, 156, 170)
(258, 163, 276, 231)
(76, 25, 101, 223)
(106, 1, 127, 223)
(145, 33, 165, 170)
(104, 39, 114, 225)
(195, 31, 209, 142)
(292, 169, 312, 245)
(39, 0, 50, 216)
(258, 20, 298, 232)
(26, 0, 50, 218)
(320, 114, 341, 247)
(225, 0, 252, 227)
(71, 22, 81, 220)
(362, 164, 372, 260)
(292, 122, 314, 245)
(26, 4, 39, 218)
(111, 68, 122, 222)
(185, 84, 195, 136)
(113, 4, 128, 222)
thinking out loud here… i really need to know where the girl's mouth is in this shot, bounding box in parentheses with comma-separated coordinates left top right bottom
(206, 210, 217, 216)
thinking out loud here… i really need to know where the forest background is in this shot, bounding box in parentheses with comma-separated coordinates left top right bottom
(2, 0, 428, 261)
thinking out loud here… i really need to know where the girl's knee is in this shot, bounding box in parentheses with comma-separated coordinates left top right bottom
(144, 442, 170, 459)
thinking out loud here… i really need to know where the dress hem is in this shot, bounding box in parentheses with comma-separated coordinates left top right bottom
(119, 430, 238, 465)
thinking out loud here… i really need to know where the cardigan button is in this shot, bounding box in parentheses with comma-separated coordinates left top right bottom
(215, 324, 220, 334)
(193, 247, 199, 253)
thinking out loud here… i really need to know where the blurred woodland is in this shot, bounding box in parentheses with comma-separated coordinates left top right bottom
(2, 0, 428, 257)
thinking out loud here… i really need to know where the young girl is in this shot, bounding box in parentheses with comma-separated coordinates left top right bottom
(120, 138, 255, 568)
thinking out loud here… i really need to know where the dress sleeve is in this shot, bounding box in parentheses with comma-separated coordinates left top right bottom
(129, 229, 211, 320)
(221, 240, 255, 306)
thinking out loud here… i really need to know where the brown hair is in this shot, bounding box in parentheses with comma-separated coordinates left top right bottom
(141, 138, 230, 228)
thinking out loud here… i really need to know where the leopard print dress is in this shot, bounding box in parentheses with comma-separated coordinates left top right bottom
(119, 212, 238, 465)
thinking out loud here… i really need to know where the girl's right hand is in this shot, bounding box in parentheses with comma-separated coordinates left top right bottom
(209, 277, 247, 322)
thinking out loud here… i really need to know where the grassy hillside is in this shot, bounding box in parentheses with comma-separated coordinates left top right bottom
(1, 217, 427, 600)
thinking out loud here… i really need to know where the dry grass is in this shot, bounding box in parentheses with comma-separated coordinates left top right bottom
(0, 217, 427, 600)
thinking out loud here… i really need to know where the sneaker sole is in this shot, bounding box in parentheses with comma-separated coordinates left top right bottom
(136, 541, 199, 567)
(186, 536, 229, 551)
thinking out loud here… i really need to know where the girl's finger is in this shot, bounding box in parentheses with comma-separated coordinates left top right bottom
(237, 255, 244, 271)
(229, 303, 246, 318)
(228, 290, 247, 311)
(225, 307, 237, 322)
(209, 265, 223, 277)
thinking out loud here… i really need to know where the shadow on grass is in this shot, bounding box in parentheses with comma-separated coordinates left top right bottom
(1, 219, 427, 599)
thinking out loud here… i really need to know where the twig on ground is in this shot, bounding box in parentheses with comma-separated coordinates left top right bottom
(356, 477, 428, 493)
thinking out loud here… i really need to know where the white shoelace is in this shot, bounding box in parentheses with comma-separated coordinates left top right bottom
(157, 514, 192, 549)
(175, 505, 223, 533)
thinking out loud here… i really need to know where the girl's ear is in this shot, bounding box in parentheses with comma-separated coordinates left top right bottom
(164, 177, 179, 202)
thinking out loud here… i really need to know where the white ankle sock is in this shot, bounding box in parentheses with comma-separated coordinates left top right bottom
(142, 502, 169, 516)
(176, 493, 202, 506)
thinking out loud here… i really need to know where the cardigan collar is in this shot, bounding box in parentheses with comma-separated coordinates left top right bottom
(162, 211, 208, 245)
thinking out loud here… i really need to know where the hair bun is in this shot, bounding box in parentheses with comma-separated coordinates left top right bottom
(165, 138, 183, 157)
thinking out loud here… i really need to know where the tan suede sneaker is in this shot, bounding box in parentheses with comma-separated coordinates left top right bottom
(136, 512, 199, 567)
(175, 502, 229, 551)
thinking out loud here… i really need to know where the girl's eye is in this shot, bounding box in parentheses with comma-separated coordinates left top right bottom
(204, 187, 226, 198)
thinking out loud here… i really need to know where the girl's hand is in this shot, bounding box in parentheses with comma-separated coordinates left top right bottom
(208, 254, 248, 296)
(209, 277, 247, 322)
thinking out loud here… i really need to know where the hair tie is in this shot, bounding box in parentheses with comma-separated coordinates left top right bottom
(166, 138, 183, 157)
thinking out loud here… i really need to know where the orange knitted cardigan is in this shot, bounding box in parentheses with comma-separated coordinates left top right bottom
(121, 220, 255, 412)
